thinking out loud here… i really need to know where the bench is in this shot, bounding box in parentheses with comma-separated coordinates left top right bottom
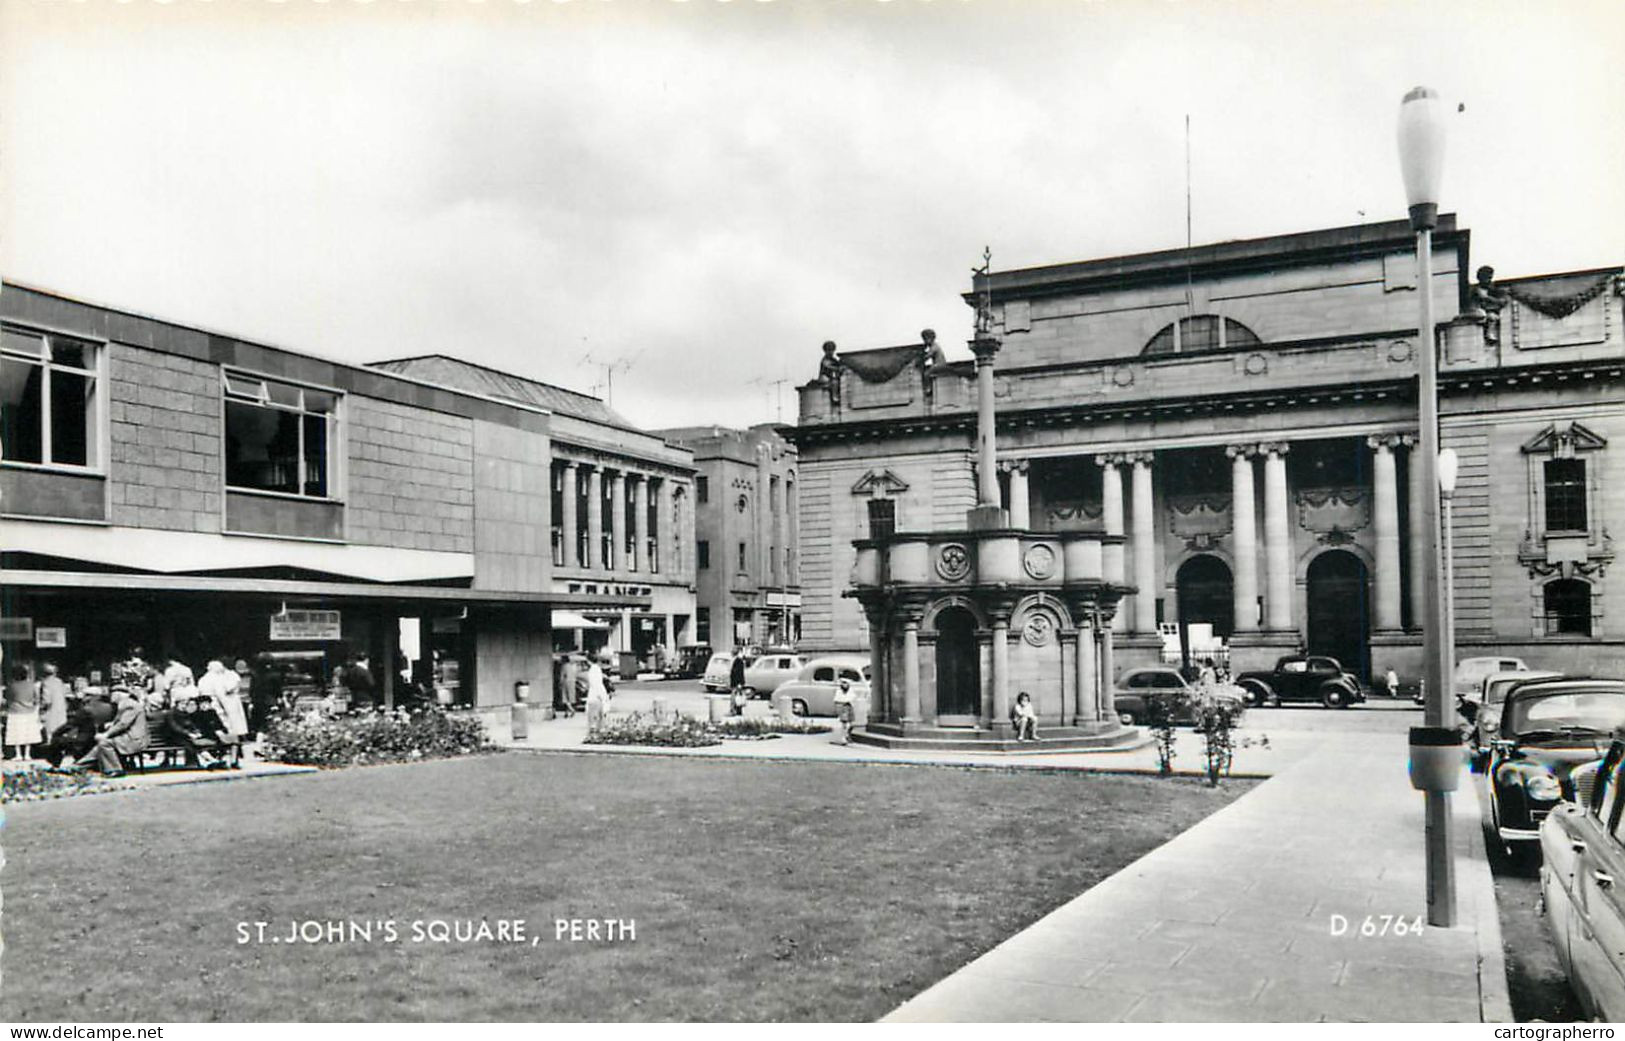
(125, 713, 242, 773)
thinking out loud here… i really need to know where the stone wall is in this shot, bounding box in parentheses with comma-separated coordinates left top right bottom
(107, 343, 222, 532)
(347, 397, 475, 552)
(472, 419, 552, 593)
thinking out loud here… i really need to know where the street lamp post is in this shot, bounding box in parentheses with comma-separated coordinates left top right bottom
(1439, 447, 1460, 685)
(1399, 86, 1460, 928)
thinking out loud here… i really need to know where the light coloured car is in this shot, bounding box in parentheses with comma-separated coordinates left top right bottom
(1541, 735, 1625, 1021)
(1114, 666, 1247, 727)
(1469, 669, 1563, 763)
(741, 652, 808, 698)
(1455, 655, 1530, 704)
(700, 653, 736, 692)
(776, 655, 872, 717)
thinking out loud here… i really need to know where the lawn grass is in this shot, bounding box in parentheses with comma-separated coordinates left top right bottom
(1, 752, 1252, 1021)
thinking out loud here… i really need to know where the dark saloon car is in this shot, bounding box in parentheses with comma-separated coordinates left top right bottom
(1540, 736, 1625, 1020)
(1235, 655, 1365, 708)
(1113, 666, 1246, 727)
(1488, 678, 1625, 851)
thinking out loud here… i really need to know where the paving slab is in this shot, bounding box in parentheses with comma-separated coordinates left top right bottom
(885, 727, 1513, 1023)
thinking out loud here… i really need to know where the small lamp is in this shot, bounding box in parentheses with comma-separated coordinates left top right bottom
(1397, 86, 1448, 231)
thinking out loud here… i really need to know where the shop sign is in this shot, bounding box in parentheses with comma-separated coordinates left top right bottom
(270, 609, 342, 641)
(0, 617, 33, 641)
(640, 619, 655, 631)
(35, 627, 67, 649)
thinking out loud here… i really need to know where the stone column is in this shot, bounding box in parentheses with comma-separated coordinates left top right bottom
(991, 614, 1010, 728)
(1130, 453, 1156, 635)
(586, 465, 604, 572)
(1007, 460, 1031, 530)
(972, 337, 1002, 507)
(657, 478, 674, 575)
(1407, 440, 1425, 630)
(631, 474, 648, 572)
(665, 611, 677, 659)
(611, 471, 627, 572)
(1098, 456, 1125, 584)
(1229, 444, 1259, 632)
(1099, 615, 1117, 720)
(1262, 443, 1293, 631)
(1075, 617, 1097, 722)
(756, 443, 773, 584)
(867, 611, 886, 722)
(561, 462, 580, 568)
(901, 618, 921, 723)
(1370, 435, 1403, 631)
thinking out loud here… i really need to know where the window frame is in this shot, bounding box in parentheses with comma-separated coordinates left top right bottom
(1543, 458, 1588, 534)
(220, 367, 344, 503)
(1542, 578, 1594, 638)
(0, 323, 107, 475)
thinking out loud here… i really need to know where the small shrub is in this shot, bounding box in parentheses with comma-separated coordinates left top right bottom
(713, 717, 833, 740)
(1192, 695, 1241, 786)
(1, 764, 104, 803)
(262, 706, 491, 768)
(586, 711, 721, 748)
(1144, 694, 1180, 776)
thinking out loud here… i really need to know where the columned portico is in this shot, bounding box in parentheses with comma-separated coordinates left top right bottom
(1228, 444, 1259, 633)
(1262, 443, 1293, 631)
(561, 462, 580, 568)
(631, 474, 648, 572)
(1098, 456, 1125, 584)
(586, 466, 604, 570)
(610, 470, 627, 571)
(1129, 453, 1156, 635)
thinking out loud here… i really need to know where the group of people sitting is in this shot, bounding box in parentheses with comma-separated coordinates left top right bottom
(3, 648, 253, 776)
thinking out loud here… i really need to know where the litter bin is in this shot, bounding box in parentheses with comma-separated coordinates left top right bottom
(774, 691, 794, 722)
(511, 702, 529, 741)
(707, 694, 731, 723)
(618, 651, 639, 681)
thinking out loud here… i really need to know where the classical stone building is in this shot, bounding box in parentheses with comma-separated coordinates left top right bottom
(788, 217, 1625, 703)
(654, 423, 799, 650)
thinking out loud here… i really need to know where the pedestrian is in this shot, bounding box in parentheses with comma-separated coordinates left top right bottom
(832, 678, 856, 745)
(728, 653, 748, 716)
(1010, 690, 1038, 741)
(5, 664, 43, 761)
(199, 659, 250, 744)
(79, 686, 148, 777)
(1385, 666, 1401, 699)
(39, 662, 71, 739)
(584, 655, 611, 731)
(1198, 657, 1218, 689)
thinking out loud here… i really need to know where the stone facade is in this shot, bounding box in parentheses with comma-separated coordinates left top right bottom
(348, 397, 476, 553)
(107, 343, 222, 533)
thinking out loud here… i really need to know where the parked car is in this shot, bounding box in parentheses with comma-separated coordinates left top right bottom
(700, 653, 738, 692)
(667, 644, 713, 680)
(776, 655, 871, 717)
(1487, 678, 1625, 853)
(1113, 666, 1246, 727)
(741, 652, 808, 699)
(1469, 669, 1563, 763)
(1235, 655, 1364, 708)
(1455, 655, 1531, 718)
(1540, 735, 1625, 1020)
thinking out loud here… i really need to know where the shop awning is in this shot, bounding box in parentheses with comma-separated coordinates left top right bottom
(552, 610, 610, 631)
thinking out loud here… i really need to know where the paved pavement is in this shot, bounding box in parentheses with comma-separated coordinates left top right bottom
(509, 689, 1511, 1022)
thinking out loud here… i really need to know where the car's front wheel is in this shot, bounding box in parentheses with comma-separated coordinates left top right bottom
(1241, 682, 1270, 708)
(1322, 685, 1349, 709)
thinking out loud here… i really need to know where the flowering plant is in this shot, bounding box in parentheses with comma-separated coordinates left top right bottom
(262, 705, 491, 768)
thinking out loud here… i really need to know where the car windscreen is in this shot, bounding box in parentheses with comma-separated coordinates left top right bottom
(1504, 690, 1625, 738)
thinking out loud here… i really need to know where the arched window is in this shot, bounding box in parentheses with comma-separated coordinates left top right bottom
(1143, 315, 1262, 356)
(1543, 579, 1592, 637)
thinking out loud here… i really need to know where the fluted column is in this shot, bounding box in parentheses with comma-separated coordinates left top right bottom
(586, 466, 604, 572)
(991, 614, 1010, 728)
(1370, 435, 1403, 631)
(611, 470, 627, 571)
(973, 340, 1001, 506)
(631, 475, 648, 572)
(1098, 456, 1125, 584)
(1229, 444, 1259, 632)
(1262, 443, 1293, 631)
(902, 618, 921, 723)
(1130, 453, 1156, 635)
(1407, 440, 1425, 630)
(1006, 461, 1031, 530)
(1099, 616, 1117, 720)
(561, 462, 580, 568)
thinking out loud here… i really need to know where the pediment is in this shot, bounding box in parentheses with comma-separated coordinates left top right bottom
(1521, 422, 1608, 456)
(851, 469, 910, 496)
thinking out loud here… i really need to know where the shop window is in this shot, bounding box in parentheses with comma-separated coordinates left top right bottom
(0, 327, 100, 469)
(696, 475, 709, 503)
(697, 540, 710, 569)
(1142, 315, 1262, 356)
(1544, 579, 1593, 637)
(223, 372, 338, 498)
(1544, 459, 1588, 533)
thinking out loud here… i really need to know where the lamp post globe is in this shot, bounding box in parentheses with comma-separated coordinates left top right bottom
(1398, 86, 1448, 231)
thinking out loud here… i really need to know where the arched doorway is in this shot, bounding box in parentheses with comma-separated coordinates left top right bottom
(934, 606, 981, 725)
(1306, 550, 1371, 680)
(1176, 555, 1234, 671)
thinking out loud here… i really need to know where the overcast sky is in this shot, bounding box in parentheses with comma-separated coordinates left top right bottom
(3, 0, 1621, 430)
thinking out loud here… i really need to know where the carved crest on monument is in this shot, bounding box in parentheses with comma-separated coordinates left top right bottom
(1022, 543, 1057, 580)
(1296, 486, 1370, 538)
(1167, 492, 1232, 553)
(937, 543, 971, 582)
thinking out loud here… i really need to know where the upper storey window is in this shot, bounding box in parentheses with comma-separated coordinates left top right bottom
(1142, 315, 1262, 356)
(0, 326, 100, 469)
(223, 372, 339, 499)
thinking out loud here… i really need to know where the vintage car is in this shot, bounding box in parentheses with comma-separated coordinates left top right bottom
(741, 652, 808, 698)
(1540, 736, 1625, 1021)
(776, 655, 871, 717)
(1455, 655, 1530, 711)
(1235, 655, 1364, 708)
(699, 653, 737, 692)
(1113, 666, 1246, 727)
(666, 644, 713, 680)
(1469, 669, 1563, 764)
(1488, 678, 1625, 852)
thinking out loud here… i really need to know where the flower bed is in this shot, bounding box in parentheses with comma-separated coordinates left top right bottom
(261, 706, 492, 768)
(712, 717, 833, 740)
(1, 763, 109, 803)
(585, 711, 721, 748)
